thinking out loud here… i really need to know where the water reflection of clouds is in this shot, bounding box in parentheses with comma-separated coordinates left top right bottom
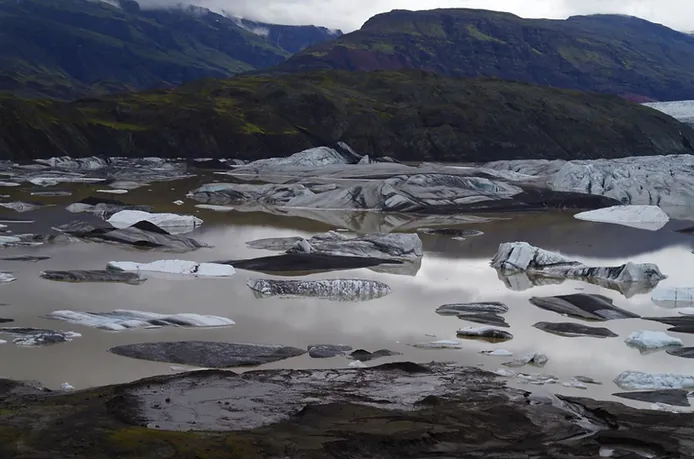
(4, 210, 694, 401)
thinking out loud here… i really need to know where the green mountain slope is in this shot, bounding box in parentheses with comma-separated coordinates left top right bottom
(0, 0, 338, 99)
(1, 70, 691, 161)
(279, 9, 694, 101)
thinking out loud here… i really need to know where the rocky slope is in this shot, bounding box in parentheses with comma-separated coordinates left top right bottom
(1, 70, 692, 161)
(1, 363, 693, 458)
(0, 0, 338, 99)
(280, 9, 694, 101)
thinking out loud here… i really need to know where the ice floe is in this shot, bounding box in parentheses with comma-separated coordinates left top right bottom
(247, 278, 392, 302)
(492, 242, 666, 293)
(456, 326, 513, 342)
(194, 204, 235, 212)
(107, 260, 235, 277)
(0, 327, 81, 347)
(528, 294, 639, 321)
(533, 321, 618, 338)
(286, 231, 423, 263)
(436, 302, 509, 315)
(97, 189, 128, 195)
(651, 287, 694, 308)
(40, 270, 145, 284)
(574, 205, 670, 231)
(0, 273, 16, 283)
(624, 330, 683, 352)
(0, 201, 44, 212)
(108, 341, 307, 368)
(502, 353, 548, 367)
(411, 340, 464, 350)
(614, 371, 694, 390)
(107, 210, 203, 234)
(44, 310, 235, 331)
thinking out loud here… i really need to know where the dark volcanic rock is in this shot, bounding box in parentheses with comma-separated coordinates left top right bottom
(666, 347, 694, 358)
(247, 278, 392, 302)
(613, 389, 690, 407)
(349, 349, 402, 362)
(307, 344, 353, 358)
(220, 253, 399, 275)
(2, 363, 694, 457)
(457, 313, 509, 328)
(436, 302, 509, 315)
(1, 256, 51, 262)
(529, 294, 640, 321)
(40, 270, 145, 285)
(108, 341, 307, 368)
(533, 321, 619, 338)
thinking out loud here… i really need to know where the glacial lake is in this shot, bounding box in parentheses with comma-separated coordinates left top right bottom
(2, 175, 694, 409)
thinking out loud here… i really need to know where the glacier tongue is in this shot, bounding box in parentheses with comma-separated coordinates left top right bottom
(484, 155, 694, 219)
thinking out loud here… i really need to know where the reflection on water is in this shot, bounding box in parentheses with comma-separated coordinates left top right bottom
(1, 182, 694, 410)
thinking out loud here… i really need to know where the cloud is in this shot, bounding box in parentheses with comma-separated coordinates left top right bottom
(136, 0, 694, 32)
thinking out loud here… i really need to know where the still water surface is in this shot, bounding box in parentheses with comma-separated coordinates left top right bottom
(1, 182, 694, 408)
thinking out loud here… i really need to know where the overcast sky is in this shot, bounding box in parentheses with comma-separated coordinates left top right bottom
(147, 0, 694, 31)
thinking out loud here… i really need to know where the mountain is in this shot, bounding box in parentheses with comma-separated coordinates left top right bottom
(1, 70, 692, 161)
(234, 18, 342, 54)
(0, 0, 339, 99)
(279, 9, 694, 101)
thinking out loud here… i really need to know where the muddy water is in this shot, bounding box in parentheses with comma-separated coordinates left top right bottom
(2, 181, 694, 410)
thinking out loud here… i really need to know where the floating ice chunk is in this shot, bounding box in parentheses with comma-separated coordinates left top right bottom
(286, 231, 423, 262)
(348, 360, 367, 368)
(0, 340, 6, 344)
(0, 181, 19, 187)
(247, 278, 392, 302)
(107, 260, 235, 277)
(574, 205, 670, 231)
(107, 210, 203, 235)
(480, 349, 513, 356)
(45, 309, 235, 331)
(410, 340, 463, 350)
(97, 189, 128, 195)
(651, 288, 694, 308)
(493, 368, 516, 377)
(625, 330, 683, 351)
(503, 353, 548, 367)
(562, 380, 588, 390)
(0, 202, 42, 212)
(456, 326, 513, 341)
(194, 204, 235, 212)
(0, 273, 16, 283)
(60, 382, 75, 391)
(173, 200, 184, 205)
(614, 371, 694, 390)
(491, 242, 666, 288)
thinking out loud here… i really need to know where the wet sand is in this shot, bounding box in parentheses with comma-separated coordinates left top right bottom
(2, 180, 694, 410)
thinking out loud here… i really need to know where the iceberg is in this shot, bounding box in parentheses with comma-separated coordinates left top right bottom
(502, 353, 548, 367)
(456, 326, 513, 342)
(97, 189, 128, 195)
(41, 270, 145, 284)
(108, 341, 307, 368)
(0, 273, 16, 283)
(410, 340, 464, 350)
(614, 371, 694, 390)
(0, 327, 81, 347)
(107, 210, 203, 235)
(107, 260, 235, 277)
(491, 242, 666, 291)
(533, 321, 618, 338)
(0, 201, 43, 212)
(436, 302, 509, 315)
(485, 155, 694, 219)
(624, 330, 683, 352)
(247, 278, 392, 302)
(286, 231, 423, 262)
(44, 309, 235, 331)
(528, 294, 639, 321)
(573, 205, 670, 231)
(651, 287, 694, 308)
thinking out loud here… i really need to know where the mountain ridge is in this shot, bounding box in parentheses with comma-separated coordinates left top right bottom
(1, 70, 692, 162)
(279, 9, 694, 101)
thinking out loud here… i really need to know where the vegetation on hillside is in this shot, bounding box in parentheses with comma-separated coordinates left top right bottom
(0, 0, 338, 99)
(1, 70, 691, 161)
(279, 9, 694, 101)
